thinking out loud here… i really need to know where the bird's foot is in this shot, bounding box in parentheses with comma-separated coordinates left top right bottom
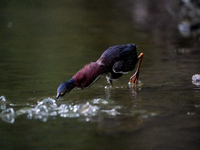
(106, 77, 114, 88)
(129, 73, 143, 89)
(129, 52, 143, 87)
(129, 72, 139, 85)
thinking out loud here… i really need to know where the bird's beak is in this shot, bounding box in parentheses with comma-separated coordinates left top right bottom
(56, 93, 61, 99)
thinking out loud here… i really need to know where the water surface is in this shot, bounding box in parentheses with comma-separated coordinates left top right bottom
(0, 0, 200, 150)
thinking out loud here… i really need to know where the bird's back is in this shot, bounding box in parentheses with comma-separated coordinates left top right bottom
(97, 44, 138, 73)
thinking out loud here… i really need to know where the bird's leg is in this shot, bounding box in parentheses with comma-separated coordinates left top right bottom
(109, 80, 113, 87)
(130, 53, 144, 85)
(106, 76, 113, 88)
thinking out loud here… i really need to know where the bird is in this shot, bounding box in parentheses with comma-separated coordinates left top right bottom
(56, 44, 143, 99)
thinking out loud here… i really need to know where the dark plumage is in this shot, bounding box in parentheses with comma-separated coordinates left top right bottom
(56, 44, 143, 99)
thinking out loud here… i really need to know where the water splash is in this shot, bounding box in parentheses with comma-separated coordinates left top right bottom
(0, 97, 101, 123)
(101, 108, 121, 116)
(57, 102, 99, 118)
(0, 96, 157, 123)
(0, 96, 6, 102)
(0, 96, 6, 110)
(0, 108, 15, 123)
(92, 98, 109, 105)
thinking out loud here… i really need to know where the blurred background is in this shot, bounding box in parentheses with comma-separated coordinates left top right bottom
(0, 0, 200, 149)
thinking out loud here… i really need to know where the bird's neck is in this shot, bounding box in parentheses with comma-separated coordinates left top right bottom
(72, 62, 104, 88)
(67, 78, 76, 91)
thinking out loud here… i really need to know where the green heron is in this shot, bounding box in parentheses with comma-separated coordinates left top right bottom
(56, 44, 143, 99)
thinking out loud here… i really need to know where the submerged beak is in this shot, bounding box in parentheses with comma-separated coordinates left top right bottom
(56, 93, 61, 99)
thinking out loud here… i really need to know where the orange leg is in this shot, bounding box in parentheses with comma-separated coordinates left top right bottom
(130, 53, 144, 85)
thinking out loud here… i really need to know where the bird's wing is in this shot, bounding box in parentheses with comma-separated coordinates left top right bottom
(112, 61, 129, 74)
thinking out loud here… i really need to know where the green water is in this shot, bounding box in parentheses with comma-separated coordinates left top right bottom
(0, 0, 200, 150)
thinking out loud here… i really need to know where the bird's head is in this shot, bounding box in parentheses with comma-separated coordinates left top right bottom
(56, 79, 74, 99)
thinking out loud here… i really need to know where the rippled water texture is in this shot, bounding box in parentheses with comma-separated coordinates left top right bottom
(0, 0, 200, 150)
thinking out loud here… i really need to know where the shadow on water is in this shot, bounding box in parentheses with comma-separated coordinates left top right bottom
(0, 0, 200, 150)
